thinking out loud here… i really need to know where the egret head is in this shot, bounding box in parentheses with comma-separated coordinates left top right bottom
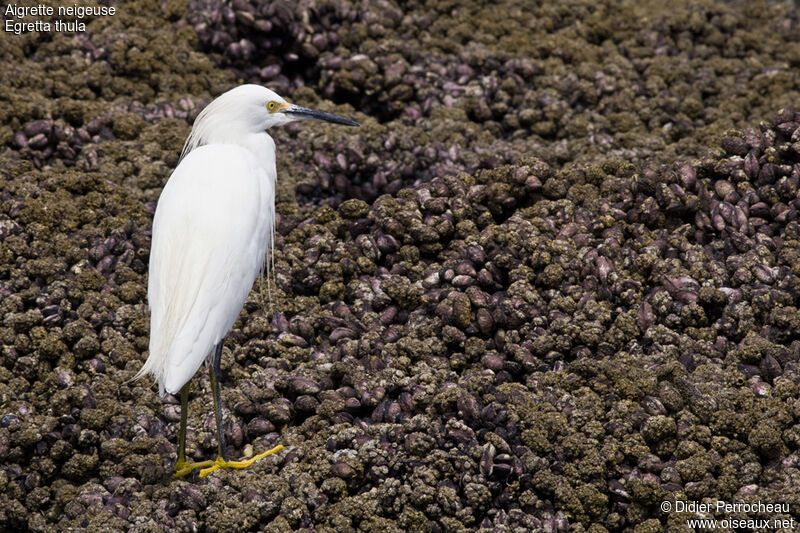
(182, 84, 359, 158)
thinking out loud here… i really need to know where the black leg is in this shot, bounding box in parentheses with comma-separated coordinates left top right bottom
(175, 340, 285, 477)
(209, 342, 228, 461)
(177, 383, 189, 466)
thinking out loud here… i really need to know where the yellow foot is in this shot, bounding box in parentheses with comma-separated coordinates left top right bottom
(196, 444, 286, 478)
(173, 458, 216, 478)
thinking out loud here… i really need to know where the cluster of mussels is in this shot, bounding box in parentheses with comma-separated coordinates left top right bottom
(6, 109, 800, 530)
(3, 0, 800, 530)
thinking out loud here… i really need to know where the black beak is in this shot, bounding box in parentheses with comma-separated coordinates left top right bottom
(281, 103, 360, 127)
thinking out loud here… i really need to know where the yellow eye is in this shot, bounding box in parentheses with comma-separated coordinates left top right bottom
(267, 101, 277, 111)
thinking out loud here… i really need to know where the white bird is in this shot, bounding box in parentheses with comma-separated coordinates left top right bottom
(134, 84, 359, 478)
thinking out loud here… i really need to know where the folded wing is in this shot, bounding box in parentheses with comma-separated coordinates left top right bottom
(141, 145, 273, 395)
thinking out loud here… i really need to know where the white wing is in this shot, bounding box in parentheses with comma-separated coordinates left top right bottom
(138, 144, 275, 395)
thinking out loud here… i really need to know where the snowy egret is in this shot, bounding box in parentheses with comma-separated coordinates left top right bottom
(135, 84, 359, 478)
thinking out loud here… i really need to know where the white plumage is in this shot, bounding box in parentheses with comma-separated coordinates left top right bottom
(133, 84, 358, 477)
(136, 85, 279, 396)
(144, 143, 275, 395)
